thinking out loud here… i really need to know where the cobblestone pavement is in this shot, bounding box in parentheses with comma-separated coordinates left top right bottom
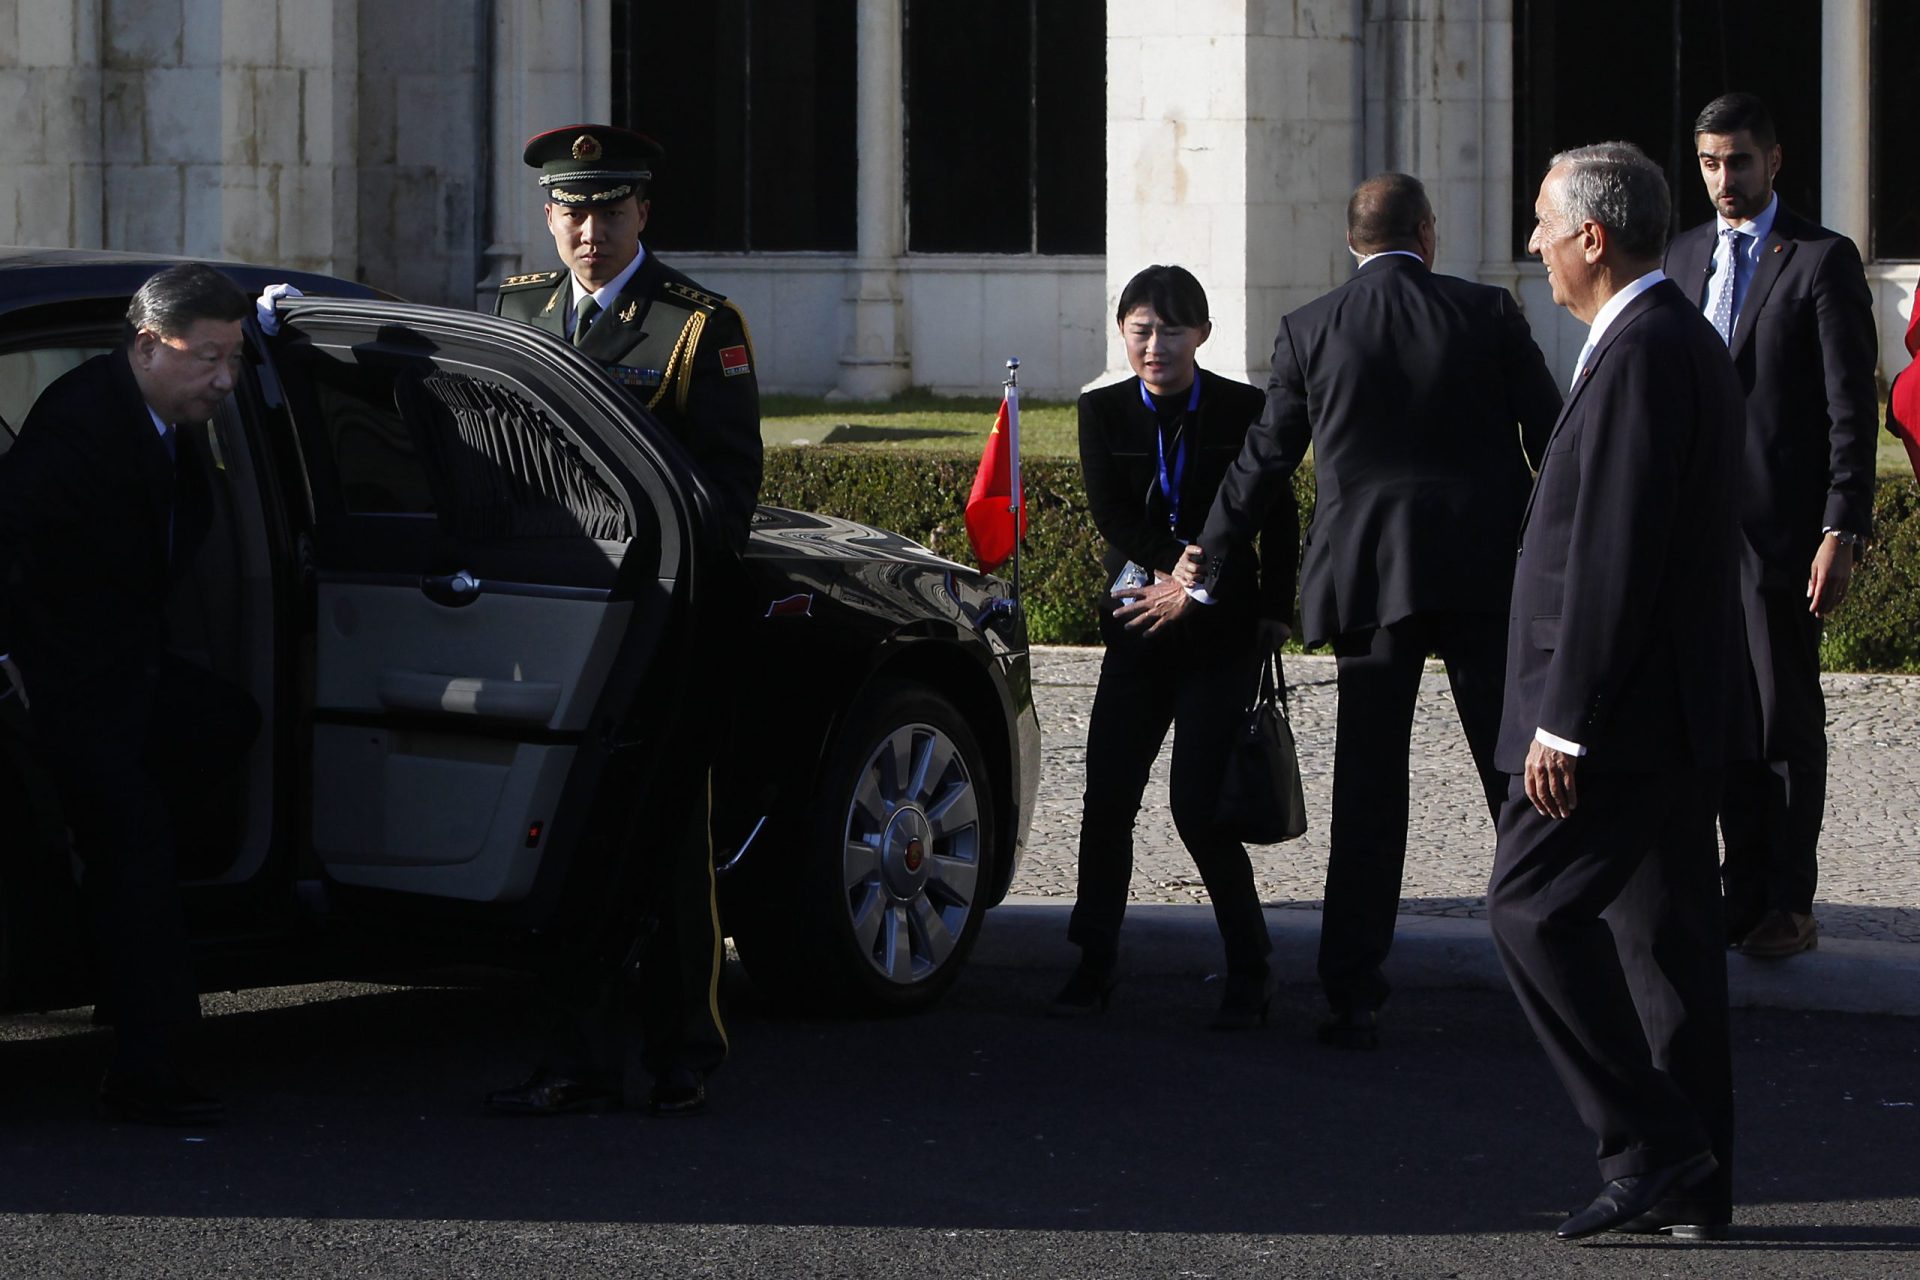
(1018, 646, 1920, 945)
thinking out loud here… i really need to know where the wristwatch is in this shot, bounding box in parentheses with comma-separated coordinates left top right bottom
(1823, 527, 1867, 551)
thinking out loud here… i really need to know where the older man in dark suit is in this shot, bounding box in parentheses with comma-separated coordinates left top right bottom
(0, 264, 260, 1124)
(1491, 142, 1745, 1242)
(1663, 92, 1880, 960)
(1163, 172, 1562, 1049)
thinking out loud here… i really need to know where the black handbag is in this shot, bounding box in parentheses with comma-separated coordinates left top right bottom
(1215, 652, 1307, 844)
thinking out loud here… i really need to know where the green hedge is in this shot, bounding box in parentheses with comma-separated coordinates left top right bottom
(763, 447, 1920, 670)
(762, 446, 1309, 647)
(1823, 476, 1920, 672)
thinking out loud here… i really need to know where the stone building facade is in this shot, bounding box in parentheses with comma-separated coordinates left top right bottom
(1, 0, 1912, 399)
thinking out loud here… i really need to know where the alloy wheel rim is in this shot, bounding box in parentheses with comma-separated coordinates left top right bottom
(839, 720, 981, 985)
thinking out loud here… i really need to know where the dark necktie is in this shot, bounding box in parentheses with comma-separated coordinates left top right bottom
(161, 424, 178, 558)
(573, 297, 601, 345)
(1709, 226, 1741, 344)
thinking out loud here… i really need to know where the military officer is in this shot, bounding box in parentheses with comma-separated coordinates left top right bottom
(487, 124, 762, 1118)
(495, 123, 763, 546)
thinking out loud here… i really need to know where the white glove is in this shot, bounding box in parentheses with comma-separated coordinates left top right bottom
(254, 282, 305, 336)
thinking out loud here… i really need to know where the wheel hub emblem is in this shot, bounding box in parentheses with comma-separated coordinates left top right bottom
(903, 837, 925, 872)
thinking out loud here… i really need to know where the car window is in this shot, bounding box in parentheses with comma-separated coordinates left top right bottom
(284, 346, 632, 543)
(304, 352, 439, 515)
(0, 345, 112, 456)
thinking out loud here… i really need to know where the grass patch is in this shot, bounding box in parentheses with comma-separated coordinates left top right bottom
(761, 391, 1079, 457)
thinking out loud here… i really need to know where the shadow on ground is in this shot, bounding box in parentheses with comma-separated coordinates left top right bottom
(0, 969, 1914, 1248)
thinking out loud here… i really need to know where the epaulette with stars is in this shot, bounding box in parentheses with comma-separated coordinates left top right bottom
(499, 270, 564, 291)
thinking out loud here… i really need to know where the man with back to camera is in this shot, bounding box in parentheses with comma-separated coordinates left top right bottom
(1151, 173, 1563, 1050)
(485, 123, 763, 1119)
(1491, 142, 1743, 1242)
(0, 264, 261, 1124)
(1663, 92, 1879, 960)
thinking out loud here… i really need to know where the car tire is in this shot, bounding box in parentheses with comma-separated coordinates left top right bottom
(735, 678, 996, 1016)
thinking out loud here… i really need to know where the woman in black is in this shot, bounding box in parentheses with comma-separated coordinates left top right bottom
(1054, 265, 1297, 1027)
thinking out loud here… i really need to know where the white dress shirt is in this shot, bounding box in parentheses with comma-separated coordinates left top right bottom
(567, 245, 648, 337)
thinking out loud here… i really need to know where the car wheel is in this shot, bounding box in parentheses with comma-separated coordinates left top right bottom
(735, 679, 996, 1015)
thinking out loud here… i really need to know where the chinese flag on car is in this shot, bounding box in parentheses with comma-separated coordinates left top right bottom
(1891, 305, 1920, 484)
(964, 389, 1027, 573)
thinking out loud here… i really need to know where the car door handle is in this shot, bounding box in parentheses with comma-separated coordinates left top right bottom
(422, 569, 482, 607)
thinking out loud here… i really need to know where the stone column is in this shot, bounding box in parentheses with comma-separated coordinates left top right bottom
(829, 0, 910, 401)
(1360, 0, 1512, 284)
(1820, 0, 1869, 254)
(1101, 0, 1363, 390)
(480, 0, 613, 300)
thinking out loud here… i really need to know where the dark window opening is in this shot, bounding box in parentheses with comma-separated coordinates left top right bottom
(1873, 0, 1920, 260)
(292, 352, 629, 542)
(906, 0, 1104, 254)
(1513, 0, 1822, 258)
(612, 0, 857, 252)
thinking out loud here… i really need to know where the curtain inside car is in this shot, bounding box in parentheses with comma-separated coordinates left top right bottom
(401, 370, 631, 542)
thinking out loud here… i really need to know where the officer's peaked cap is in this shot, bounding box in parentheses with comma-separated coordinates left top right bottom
(524, 124, 665, 207)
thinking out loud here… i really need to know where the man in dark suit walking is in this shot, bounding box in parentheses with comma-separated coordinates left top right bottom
(0, 264, 260, 1124)
(1663, 92, 1879, 960)
(1491, 142, 1744, 1242)
(1167, 173, 1562, 1048)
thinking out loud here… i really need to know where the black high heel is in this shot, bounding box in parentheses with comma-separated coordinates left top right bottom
(1209, 971, 1274, 1030)
(1048, 963, 1118, 1017)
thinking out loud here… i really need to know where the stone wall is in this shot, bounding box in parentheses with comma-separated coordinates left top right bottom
(0, 0, 484, 306)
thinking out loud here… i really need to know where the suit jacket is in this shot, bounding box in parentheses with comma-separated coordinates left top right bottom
(0, 349, 211, 699)
(1495, 281, 1746, 774)
(1197, 256, 1563, 647)
(1078, 368, 1294, 623)
(496, 251, 764, 549)
(1663, 204, 1878, 589)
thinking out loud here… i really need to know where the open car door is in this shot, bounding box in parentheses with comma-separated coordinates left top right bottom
(267, 300, 694, 906)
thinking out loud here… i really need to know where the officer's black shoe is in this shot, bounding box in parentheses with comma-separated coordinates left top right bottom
(485, 1069, 621, 1116)
(647, 1066, 707, 1117)
(97, 1071, 224, 1126)
(1317, 1008, 1381, 1050)
(1209, 971, 1275, 1031)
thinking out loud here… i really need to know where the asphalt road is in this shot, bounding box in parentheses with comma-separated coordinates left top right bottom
(1, 962, 1916, 1279)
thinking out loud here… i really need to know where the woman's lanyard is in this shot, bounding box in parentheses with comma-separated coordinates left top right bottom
(1140, 375, 1202, 534)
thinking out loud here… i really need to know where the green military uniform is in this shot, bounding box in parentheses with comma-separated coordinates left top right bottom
(485, 123, 756, 1117)
(496, 253, 762, 549)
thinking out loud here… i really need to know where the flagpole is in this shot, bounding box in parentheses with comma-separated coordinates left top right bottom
(1004, 357, 1022, 603)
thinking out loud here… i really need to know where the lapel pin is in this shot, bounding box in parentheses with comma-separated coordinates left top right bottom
(1771, 244, 1783, 253)
(619, 301, 638, 323)
(540, 293, 557, 315)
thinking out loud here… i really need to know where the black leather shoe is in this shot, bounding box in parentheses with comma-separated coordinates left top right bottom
(1208, 972, 1274, 1031)
(647, 1066, 707, 1117)
(1048, 963, 1118, 1017)
(1317, 1008, 1380, 1050)
(485, 1069, 621, 1116)
(1557, 1150, 1718, 1242)
(1611, 1197, 1732, 1241)
(97, 1072, 225, 1126)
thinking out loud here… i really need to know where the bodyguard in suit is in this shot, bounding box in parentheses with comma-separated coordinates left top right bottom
(0, 264, 260, 1124)
(488, 123, 762, 1119)
(1490, 143, 1743, 1241)
(1663, 92, 1880, 960)
(1168, 173, 1562, 1049)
